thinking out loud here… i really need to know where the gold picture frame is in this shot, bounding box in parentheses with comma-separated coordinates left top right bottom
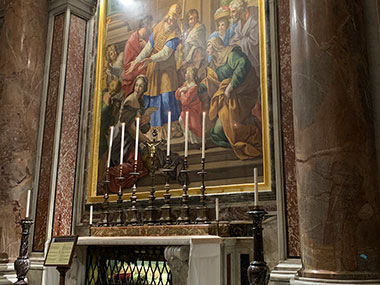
(88, 0, 271, 203)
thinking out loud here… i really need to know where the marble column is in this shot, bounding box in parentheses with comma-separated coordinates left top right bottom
(290, 0, 380, 282)
(0, 0, 47, 260)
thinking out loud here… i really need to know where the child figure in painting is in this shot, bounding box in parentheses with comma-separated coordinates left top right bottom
(175, 66, 202, 144)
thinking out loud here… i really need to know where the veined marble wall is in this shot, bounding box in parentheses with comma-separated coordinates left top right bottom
(0, 0, 48, 260)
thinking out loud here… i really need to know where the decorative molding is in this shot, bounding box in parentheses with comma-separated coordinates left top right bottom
(72, 15, 95, 234)
(290, 277, 380, 285)
(164, 246, 190, 285)
(0, 264, 16, 284)
(268, 0, 288, 261)
(49, 0, 97, 19)
(270, 259, 301, 284)
(0, 255, 45, 285)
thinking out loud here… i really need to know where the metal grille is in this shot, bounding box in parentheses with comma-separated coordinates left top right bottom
(86, 245, 172, 285)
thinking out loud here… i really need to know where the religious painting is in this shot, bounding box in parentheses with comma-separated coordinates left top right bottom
(88, 0, 272, 202)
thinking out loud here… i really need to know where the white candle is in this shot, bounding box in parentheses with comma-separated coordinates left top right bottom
(167, 111, 171, 156)
(135, 117, 140, 161)
(254, 168, 259, 206)
(184, 111, 189, 157)
(107, 126, 114, 168)
(120, 123, 125, 165)
(215, 198, 219, 221)
(89, 205, 93, 225)
(25, 189, 31, 218)
(202, 112, 206, 159)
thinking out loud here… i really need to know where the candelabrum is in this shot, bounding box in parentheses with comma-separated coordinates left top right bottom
(127, 161, 139, 225)
(115, 164, 125, 225)
(144, 132, 162, 225)
(100, 168, 111, 227)
(196, 158, 208, 223)
(160, 155, 174, 224)
(14, 219, 33, 285)
(247, 205, 270, 285)
(177, 157, 190, 224)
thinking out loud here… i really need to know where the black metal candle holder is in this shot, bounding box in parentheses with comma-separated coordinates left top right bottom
(144, 133, 162, 225)
(127, 161, 139, 225)
(100, 168, 111, 227)
(115, 164, 125, 225)
(196, 157, 208, 223)
(177, 157, 190, 224)
(14, 219, 33, 285)
(160, 155, 174, 224)
(247, 205, 270, 285)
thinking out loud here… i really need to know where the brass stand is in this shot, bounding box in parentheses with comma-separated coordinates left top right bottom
(196, 158, 208, 223)
(177, 157, 190, 224)
(14, 219, 33, 285)
(127, 161, 139, 225)
(247, 205, 269, 285)
(160, 155, 174, 224)
(115, 164, 125, 225)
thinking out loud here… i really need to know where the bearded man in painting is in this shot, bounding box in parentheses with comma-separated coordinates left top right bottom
(229, 0, 261, 121)
(128, 4, 182, 137)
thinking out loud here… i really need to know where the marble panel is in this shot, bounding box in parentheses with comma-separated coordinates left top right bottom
(277, 0, 300, 257)
(52, 15, 87, 236)
(0, 0, 48, 259)
(33, 13, 65, 252)
(91, 224, 230, 237)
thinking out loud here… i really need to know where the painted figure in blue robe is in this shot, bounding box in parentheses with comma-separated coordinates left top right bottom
(127, 4, 182, 129)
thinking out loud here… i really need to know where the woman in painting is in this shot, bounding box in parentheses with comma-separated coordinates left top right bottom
(108, 75, 150, 193)
(199, 37, 262, 160)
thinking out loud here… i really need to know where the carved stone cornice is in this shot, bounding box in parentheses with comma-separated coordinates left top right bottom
(49, 0, 97, 19)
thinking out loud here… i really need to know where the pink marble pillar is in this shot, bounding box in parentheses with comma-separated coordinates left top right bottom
(32, 11, 88, 251)
(0, 0, 47, 260)
(290, 0, 380, 281)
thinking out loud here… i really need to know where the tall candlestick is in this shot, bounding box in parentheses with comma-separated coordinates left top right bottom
(89, 205, 93, 225)
(184, 111, 189, 157)
(25, 190, 31, 218)
(215, 198, 219, 221)
(254, 168, 259, 206)
(167, 111, 171, 156)
(107, 126, 114, 168)
(134, 117, 140, 161)
(120, 123, 125, 165)
(202, 112, 206, 159)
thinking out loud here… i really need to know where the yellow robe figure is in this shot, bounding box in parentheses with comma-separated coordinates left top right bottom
(201, 37, 262, 160)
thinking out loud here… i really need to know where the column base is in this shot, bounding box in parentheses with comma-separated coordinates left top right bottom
(291, 276, 380, 285)
(270, 259, 301, 284)
(0, 263, 17, 284)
